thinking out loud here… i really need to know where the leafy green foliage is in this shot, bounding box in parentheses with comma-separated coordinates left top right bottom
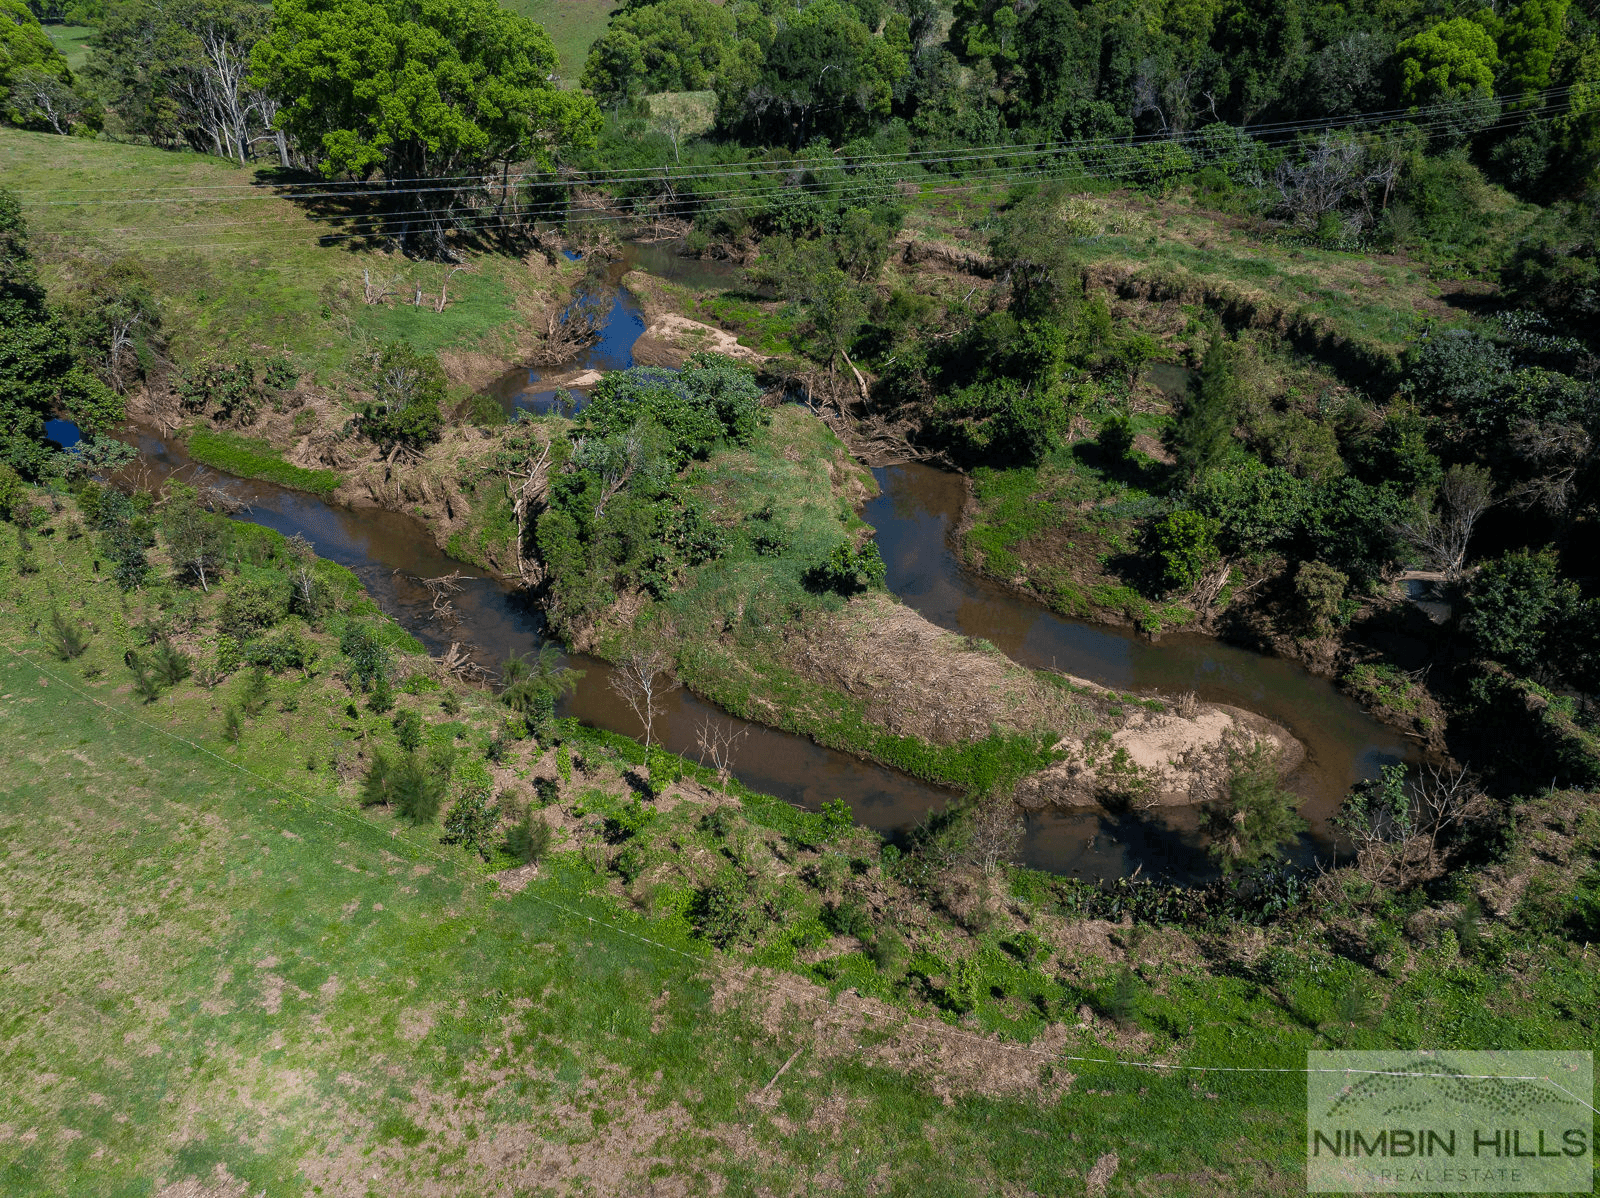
(1464, 548, 1583, 675)
(1398, 19, 1499, 102)
(1202, 742, 1308, 874)
(362, 746, 452, 824)
(500, 645, 578, 740)
(583, 354, 764, 463)
(159, 485, 230, 591)
(691, 871, 754, 948)
(392, 709, 423, 753)
(243, 626, 317, 673)
(1146, 510, 1221, 592)
(1293, 561, 1349, 638)
(1097, 412, 1136, 464)
(0, 186, 115, 476)
(1171, 335, 1242, 482)
(804, 541, 886, 596)
(340, 622, 391, 692)
(356, 343, 447, 452)
(580, 0, 756, 108)
(45, 608, 89, 660)
(252, 0, 600, 253)
(506, 807, 553, 865)
(440, 758, 497, 859)
(217, 569, 290, 639)
(150, 640, 192, 687)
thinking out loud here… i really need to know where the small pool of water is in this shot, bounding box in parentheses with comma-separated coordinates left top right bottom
(1143, 362, 1196, 400)
(46, 419, 83, 450)
(486, 241, 743, 418)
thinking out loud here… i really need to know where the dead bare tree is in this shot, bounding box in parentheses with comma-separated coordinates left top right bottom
(439, 641, 492, 682)
(965, 796, 1025, 876)
(1272, 133, 1396, 233)
(361, 268, 403, 305)
(1508, 419, 1592, 518)
(418, 571, 466, 625)
(435, 265, 472, 313)
(695, 715, 749, 789)
(285, 532, 319, 614)
(608, 648, 680, 747)
(1336, 764, 1477, 885)
(1393, 464, 1494, 579)
(530, 298, 605, 365)
(503, 438, 552, 588)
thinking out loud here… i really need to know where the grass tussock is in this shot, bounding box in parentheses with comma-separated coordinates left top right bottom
(185, 429, 343, 497)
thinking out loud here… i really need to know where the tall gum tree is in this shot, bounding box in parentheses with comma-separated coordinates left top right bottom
(250, 0, 601, 257)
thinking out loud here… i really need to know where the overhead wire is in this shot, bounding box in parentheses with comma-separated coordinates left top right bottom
(14, 82, 1579, 210)
(22, 100, 1558, 255)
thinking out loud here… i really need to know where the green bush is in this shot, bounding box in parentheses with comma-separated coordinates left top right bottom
(804, 541, 886, 595)
(243, 626, 317, 673)
(339, 622, 391, 692)
(441, 758, 497, 859)
(692, 872, 755, 948)
(1146, 510, 1221, 592)
(583, 354, 763, 463)
(357, 342, 446, 451)
(217, 570, 290, 639)
(1201, 741, 1307, 873)
(507, 810, 553, 865)
(1293, 561, 1349, 638)
(392, 709, 424, 752)
(1098, 412, 1136, 464)
(1464, 548, 1581, 675)
(45, 608, 90, 660)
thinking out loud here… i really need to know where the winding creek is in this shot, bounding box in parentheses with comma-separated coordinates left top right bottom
(60, 244, 1415, 883)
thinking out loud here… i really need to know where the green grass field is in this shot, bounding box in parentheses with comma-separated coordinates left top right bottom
(43, 24, 95, 70)
(0, 127, 565, 385)
(0, 512, 1294, 1195)
(185, 429, 343, 496)
(500, 0, 613, 82)
(3, 495, 1597, 1192)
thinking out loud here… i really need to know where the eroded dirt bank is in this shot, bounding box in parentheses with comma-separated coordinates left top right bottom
(787, 592, 1302, 808)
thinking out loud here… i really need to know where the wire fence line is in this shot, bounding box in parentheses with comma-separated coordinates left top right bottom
(6, 643, 1595, 1116)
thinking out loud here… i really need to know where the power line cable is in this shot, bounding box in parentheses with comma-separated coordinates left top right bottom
(26, 102, 1554, 253)
(15, 84, 1578, 209)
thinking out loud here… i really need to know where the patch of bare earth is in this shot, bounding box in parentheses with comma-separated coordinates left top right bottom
(1020, 703, 1304, 809)
(711, 964, 1076, 1108)
(786, 592, 1097, 745)
(785, 593, 1301, 806)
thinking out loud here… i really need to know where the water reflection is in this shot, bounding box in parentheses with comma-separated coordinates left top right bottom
(863, 462, 1417, 861)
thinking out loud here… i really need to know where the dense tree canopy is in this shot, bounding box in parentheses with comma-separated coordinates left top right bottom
(89, 0, 280, 161)
(0, 189, 122, 476)
(251, 0, 601, 252)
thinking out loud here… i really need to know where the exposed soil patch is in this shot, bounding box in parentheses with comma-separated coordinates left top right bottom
(787, 592, 1097, 745)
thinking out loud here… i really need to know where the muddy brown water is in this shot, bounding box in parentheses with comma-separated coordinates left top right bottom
(864, 464, 1414, 821)
(81, 254, 1411, 882)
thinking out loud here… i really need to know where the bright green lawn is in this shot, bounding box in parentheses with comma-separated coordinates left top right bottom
(500, 0, 614, 82)
(0, 127, 565, 383)
(43, 24, 95, 71)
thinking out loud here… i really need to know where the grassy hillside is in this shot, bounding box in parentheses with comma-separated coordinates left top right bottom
(500, 0, 613, 83)
(0, 127, 571, 385)
(43, 24, 94, 70)
(3, 489, 1597, 1193)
